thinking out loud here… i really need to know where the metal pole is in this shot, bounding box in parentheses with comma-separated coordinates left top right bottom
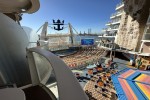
(110, 49, 112, 58)
(68, 23, 74, 46)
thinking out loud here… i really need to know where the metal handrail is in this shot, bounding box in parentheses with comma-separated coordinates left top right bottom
(27, 48, 88, 100)
(116, 2, 124, 8)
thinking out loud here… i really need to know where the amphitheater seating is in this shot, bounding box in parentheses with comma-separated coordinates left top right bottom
(84, 69, 117, 100)
(62, 48, 105, 69)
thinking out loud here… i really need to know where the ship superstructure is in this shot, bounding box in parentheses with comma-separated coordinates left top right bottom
(98, 1, 124, 49)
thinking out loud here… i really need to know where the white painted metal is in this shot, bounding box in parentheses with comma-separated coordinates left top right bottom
(0, 0, 40, 13)
(27, 48, 88, 100)
(0, 88, 25, 100)
(0, 13, 31, 87)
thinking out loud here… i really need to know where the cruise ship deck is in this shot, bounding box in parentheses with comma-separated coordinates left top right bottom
(0, 0, 150, 100)
(54, 46, 150, 100)
(66, 51, 150, 100)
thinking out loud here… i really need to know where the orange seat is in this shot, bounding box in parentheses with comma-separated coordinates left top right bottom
(102, 77, 107, 81)
(88, 70, 93, 75)
(98, 81, 104, 87)
(106, 73, 111, 77)
(97, 67, 103, 71)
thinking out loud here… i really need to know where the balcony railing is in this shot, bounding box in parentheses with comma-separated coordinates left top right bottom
(102, 28, 108, 31)
(110, 11, 123, 18)
(106, 18, 121, 26)
(111, 13, 117, 18)
(102, 28, 111, 31)
(111, 18, 121, 24)
(106, 22, 112, 25)
(142, 34, 150, 40)
(111, 28, 119, 31)
(116, 2, 124, 9)
(147, 15, 150, 24)
(111, 25, 119, 29)
(102, 27, 118, 32)
(98, 42, 116, 49)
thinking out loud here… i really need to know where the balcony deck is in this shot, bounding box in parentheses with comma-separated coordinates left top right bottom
(115, 2, 124, 10)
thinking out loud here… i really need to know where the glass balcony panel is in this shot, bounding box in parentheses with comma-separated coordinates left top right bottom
(143, 34, 150, 40)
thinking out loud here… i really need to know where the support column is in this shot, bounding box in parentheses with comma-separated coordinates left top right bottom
(139, 41, 144, 53)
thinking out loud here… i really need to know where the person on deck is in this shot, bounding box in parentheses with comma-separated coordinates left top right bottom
(136, 56, 142, 69)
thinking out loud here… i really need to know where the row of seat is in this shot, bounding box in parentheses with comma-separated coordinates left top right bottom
(62, 48, 105, 69)
(84, 69, 117, 100)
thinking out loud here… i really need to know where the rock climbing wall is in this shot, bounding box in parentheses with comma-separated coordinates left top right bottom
(115, 0, 150, 52)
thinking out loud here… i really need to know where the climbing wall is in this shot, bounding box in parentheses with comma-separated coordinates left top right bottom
(115, 0, 149, 51)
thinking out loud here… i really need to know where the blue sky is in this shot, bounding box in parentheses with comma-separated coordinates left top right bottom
(21, 0, 121, 34)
